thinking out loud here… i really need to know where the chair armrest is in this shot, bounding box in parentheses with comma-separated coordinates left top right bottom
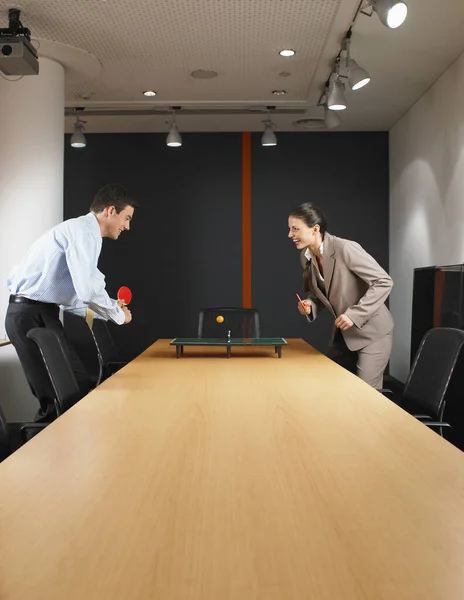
(107, 361, 128, 368)
(423, 421, 452, 430)
(379, 388, 402, 405)
(414, 415, 432, 420)
(20, 423, 48, 443)
(104, 361, 129, 376)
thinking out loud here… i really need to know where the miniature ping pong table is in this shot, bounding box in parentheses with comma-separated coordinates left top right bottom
(170, 337, 287, 358)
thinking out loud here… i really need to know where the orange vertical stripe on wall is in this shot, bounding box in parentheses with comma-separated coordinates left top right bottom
(242, 132, 252, 308)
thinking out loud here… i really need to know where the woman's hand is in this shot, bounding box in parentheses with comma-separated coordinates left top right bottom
(297, 299, 312, 316)
(335, 314, 354, 331)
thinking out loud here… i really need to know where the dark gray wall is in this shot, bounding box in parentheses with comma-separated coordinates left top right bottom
(64, 133, 243, 359)
(64, 131, 389, 359)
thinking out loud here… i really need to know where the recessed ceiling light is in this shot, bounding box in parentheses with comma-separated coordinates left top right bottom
(191, 69, 218, 79)
(272, 89, 287, 96)
(143, 90, 157, 97)
(279, 49, 295, 57)
(293, 118, 325, 130)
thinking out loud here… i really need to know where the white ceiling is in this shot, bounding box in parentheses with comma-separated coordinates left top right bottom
(1, 0, 464, 133)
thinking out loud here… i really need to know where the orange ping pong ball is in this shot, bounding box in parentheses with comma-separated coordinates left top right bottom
(216, 315, 224, 323)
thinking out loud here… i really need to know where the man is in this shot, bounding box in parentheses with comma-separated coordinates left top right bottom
(5, 183, 137, 422)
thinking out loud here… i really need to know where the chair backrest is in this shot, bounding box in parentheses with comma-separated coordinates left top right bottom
(92, 319, 120, 364)
(197, 307, 260, 339)
(63, 312, 103, 386)
(403, 327, 464, 419)
(26, 328, 83, 415)
(0, 404, 10, 462)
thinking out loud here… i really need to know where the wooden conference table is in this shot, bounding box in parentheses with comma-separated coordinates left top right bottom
(1, 339, 464, 599)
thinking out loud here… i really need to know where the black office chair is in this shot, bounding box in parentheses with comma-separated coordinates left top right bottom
(63, 311, 103, 387)
(92, 319, 128, 379)
(0, 400, 51, 456)
(0, 403, 11, 462)
(24, 328, 85, 441)
(197, 307, 260, 339)
(384, 327, 464, 437)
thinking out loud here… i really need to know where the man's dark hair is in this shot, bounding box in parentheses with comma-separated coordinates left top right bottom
(89, 184, 139, 214)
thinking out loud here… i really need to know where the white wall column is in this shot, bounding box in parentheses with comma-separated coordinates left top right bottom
(389, 49, 464, 382)
(0, 57, 65, 420)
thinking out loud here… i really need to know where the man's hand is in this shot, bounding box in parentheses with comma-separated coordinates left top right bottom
(122, 305, 132, 324)
(335, 314, 353, 331)
(297, 299, 312, 316)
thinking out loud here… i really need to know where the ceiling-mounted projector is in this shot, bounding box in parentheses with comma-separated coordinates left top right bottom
(0, 8, 39, 76)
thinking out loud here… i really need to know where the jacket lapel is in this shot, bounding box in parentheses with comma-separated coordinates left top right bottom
(310, 260, 335, 315)
(322, 233, 336, 298)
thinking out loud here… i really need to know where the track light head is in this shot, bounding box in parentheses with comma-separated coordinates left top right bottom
(70, 110, 86, 148)
(167, 122, 182, 147)
(166, 110, 182, 147)
(261, 119, 277, 146)
(347, 59, 371, 90)
(327, 78, 347, 111)
(70, 126, 86, 148)
(371, 0, 407, 29)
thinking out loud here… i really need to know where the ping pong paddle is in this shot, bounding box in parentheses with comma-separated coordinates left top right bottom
(117, 286, 132, 306)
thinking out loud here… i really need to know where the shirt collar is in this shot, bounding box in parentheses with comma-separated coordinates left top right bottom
(304, 241, 324, 262)
(87, 212, 103, 237)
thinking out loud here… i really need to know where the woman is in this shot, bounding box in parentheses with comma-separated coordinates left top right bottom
(288, 203, 393, 389)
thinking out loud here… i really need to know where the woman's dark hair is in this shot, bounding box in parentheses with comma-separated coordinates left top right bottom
(289, 203, 328, 292)
(289, 202, 328, 235)
(89, 183, 139, 214)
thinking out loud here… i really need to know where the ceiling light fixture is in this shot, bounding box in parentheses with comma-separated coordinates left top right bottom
(166, 110, 182, 147)
(70, 109, 87, 148)
(279, 49, 295, 57)
(347, 59, 370, 90)
(143, 90, 157, 97)
(327, 61, 346, 111)
(293, 117, 325, 130)
(316, 0, 408, 123)
(343, 32, 370, 90)
(317, 82, 342, 126)
(191, 69, 218, 79)
(327, 81, 346, 111)
(366, 0, 408, 28)
(261, 111, 277, 146)
(272, 89, 286, 95)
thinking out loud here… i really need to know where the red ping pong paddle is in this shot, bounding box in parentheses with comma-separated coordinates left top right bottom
(117, 286, 132, 306)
